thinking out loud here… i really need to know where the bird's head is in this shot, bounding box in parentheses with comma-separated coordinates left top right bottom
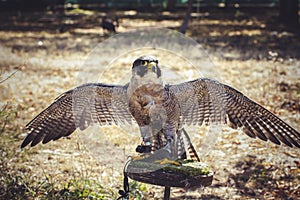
(132, 55, 161, 78)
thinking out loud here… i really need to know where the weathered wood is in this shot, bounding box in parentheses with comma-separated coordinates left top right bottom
(164, 186, 171, 200)
(125, 158, 213, 188)
(124, 128, 212, 199)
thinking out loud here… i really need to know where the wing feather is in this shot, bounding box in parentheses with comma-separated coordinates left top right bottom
(21, 83, 134, 148)
(169, 78, 300, 148)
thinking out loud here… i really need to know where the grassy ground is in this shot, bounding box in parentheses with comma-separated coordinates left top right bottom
(0, 7, 299, 199)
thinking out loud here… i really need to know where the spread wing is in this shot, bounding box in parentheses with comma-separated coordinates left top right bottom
(169, 78, 300, 148)
(21, 83, 134, 148)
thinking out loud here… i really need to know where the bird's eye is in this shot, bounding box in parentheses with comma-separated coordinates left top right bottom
(141, 60, 147, 66)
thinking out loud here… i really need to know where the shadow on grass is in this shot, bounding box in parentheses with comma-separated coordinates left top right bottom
(188, 8, 300, 60)
(1, 7, 300, 60)
(0, 167, 111, 199)
(228, 155, 299, 199)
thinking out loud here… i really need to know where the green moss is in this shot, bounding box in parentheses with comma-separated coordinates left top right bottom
(166, 161, 211, 176)
(129, 159, 211, 177)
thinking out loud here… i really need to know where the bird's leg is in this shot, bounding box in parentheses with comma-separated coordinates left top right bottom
(145, 125, 181, 165)
(136, 125, 171, 162)
(136, 126, 152, 154)
(140, 126, 151, 146)
(162, 124, 178, 160)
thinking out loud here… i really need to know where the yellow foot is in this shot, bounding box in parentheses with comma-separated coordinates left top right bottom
(155, 158, 181, 166)
(130, 154, 151, 161)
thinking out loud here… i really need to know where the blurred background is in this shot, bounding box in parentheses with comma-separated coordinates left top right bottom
(0, 0, 299, 199)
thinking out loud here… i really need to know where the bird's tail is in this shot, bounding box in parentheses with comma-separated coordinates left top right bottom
(150, 128, 200, 161)
(177, 130, 187, 160)
(181, 128, 201, 162)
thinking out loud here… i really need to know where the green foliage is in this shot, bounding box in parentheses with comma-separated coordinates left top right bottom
(0, 104, 116, 199)
(46, 177, 109, 199)
(0, 170, 115, 199)
(0, 174, 31, 199)
(128, 181, 147, 200)
(0, 102, 17, 136)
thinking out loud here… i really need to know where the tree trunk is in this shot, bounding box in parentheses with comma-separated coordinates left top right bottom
(167, 0, 177, 11)
(279, 0, 299, 24)
(179, 0, 194, 34)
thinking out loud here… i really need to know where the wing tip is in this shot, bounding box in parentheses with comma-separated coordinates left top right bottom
(20, 141, 28, 149)
(20, 133, 35, 149)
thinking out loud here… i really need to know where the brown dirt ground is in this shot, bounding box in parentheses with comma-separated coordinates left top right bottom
(0, 8, 299, 200)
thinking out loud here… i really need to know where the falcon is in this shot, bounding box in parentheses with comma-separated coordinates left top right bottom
(21, 55, 300, 160)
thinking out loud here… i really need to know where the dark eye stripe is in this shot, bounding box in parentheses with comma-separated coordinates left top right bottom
(132, 58, 158, 69)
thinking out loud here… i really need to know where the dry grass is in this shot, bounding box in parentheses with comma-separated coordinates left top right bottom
(0, 7, 299, 199)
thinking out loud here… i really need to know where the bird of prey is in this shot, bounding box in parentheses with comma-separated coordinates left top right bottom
(101, 16, 119, 33)
(21, 55, 300, 160)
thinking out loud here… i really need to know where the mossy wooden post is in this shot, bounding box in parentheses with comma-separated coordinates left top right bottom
(124, 129, 213, 199)
(164, 186, 170, 200)
(124, 152, 213, 199)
